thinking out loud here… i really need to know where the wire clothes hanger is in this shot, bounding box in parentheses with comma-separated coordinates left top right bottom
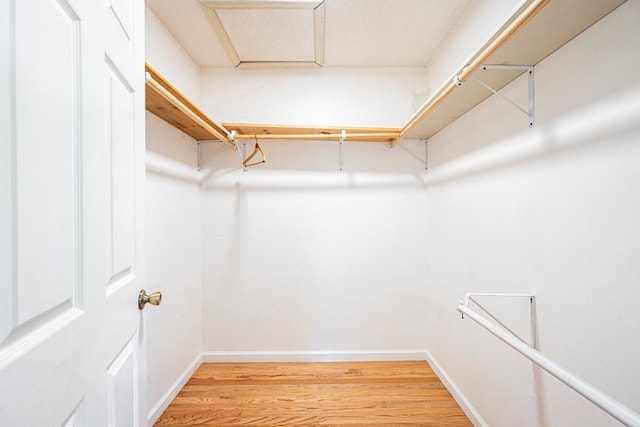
(242, 136, 266, 167)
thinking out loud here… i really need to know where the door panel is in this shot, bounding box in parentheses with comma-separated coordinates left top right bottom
(107, 339, 137, 427)
(1, 0, 86, 381)
(106, 59, 136, 285)
(107, 0, 134, 43)
(105, 0, 137, 85)
(62, 406, 83, 427)
(15, 0, 80, 323)
(13, 0, 80, 329)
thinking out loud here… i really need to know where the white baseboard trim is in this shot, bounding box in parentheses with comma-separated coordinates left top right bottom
(201, 349, 429, 363)
(425, 349, 487, 427)
(147, 353, 203, 426)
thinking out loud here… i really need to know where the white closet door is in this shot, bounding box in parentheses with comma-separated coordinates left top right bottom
(0, 0, 146, 425)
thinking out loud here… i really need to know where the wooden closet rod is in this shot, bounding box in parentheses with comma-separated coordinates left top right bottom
(395, 0, 550, 145)
(145, 76, 234, 148)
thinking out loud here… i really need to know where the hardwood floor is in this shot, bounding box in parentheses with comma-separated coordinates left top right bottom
(155, 361, 472, 426)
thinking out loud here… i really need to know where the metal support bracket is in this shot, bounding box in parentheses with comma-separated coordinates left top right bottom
(197, 140, 219, 171)
(241, 140, 247, 171)
(197, 141, 201, 172)
(422, 138, 428, 171)
(460, 292, 537, 348)
(338, 129, 346, 171)
(197, 130, 237, 171)
(474, 64, 535, 127)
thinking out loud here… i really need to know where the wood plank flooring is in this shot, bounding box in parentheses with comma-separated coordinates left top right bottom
(155, 361, 472, 426)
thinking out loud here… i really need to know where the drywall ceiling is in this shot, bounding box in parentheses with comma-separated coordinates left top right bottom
(145, 0, 472, 68)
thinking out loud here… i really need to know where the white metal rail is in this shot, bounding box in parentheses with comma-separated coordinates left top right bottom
(457, 296, 640, 426)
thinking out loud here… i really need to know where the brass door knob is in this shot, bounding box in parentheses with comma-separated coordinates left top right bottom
(138, 290, 162, 310)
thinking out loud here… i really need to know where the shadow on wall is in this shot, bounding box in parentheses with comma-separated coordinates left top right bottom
(423, 84, 640, 188)
(198, 138, 427, 185)
(146, 112, 198, 167)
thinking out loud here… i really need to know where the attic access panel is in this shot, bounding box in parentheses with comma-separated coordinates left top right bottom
(200, 0, 325, 67)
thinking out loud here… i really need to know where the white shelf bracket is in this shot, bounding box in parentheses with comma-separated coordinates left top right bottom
(474, 64, 535, 127)
(422, 138, 428, 171)
(197, 141, 201, 171)
(460, 292, 537, 348)
(241, 140, 248, 172)
(197, 130, 237, 171)
(197, 140, 219, 171)
(338, 129, 346, 171)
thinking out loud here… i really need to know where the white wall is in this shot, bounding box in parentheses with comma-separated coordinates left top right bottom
(145, 7, 201, 102)
(198, 48, 434, 360)
(145, 114, 202, 419)
(421, 0, 524, 104)
(199, 138, 429, 360)
(200, 67, 427, 127)
(144, 8, 203, 423)
(425, 2, 640, 426)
